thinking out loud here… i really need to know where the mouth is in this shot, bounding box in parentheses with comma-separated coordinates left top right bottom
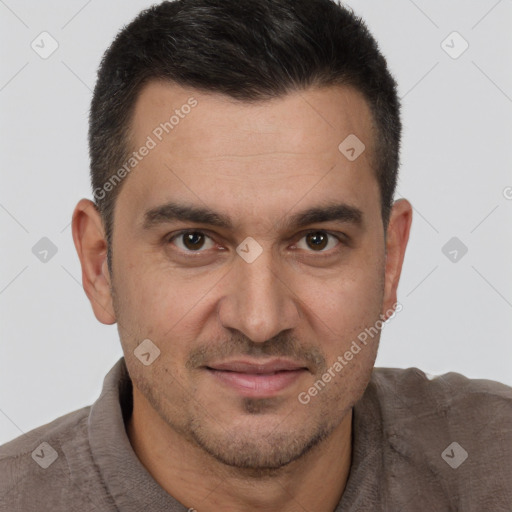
(205, 359, 309, 397)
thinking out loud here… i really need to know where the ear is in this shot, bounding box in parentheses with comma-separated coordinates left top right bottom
(71, 198, 116, 325)
(381, 198, 413, 319)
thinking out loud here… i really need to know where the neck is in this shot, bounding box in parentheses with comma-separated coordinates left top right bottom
(126, 386, 352, 512)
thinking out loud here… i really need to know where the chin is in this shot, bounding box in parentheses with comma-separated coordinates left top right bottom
(186, 414, 335, 472)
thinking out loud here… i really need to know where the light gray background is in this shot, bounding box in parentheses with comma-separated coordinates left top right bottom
(1, 0, 511, 445)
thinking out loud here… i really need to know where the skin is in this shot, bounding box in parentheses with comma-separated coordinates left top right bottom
(72, 81, 412, 512)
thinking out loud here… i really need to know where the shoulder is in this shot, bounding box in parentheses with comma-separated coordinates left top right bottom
(369, 366, 512, 444)
(370, 366, 512, 420)
(368, 367, 512, 506)
(0, 405, 90, 459)
(372, 365, 512, 397)
(0, 406, 93, 508)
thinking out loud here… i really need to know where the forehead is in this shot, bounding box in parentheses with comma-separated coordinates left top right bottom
(117, 80, 380, 232)
(129, 80, 375, 159)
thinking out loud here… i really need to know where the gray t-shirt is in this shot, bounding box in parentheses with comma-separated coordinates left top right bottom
(1, 357, 511, 511)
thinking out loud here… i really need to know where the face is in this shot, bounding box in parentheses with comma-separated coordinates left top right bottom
(76, 81, 410, 471)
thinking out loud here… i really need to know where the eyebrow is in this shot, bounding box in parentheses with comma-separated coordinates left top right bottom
(142, 200, 363, 232)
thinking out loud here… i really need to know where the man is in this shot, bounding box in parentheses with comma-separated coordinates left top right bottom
(1, 0, 511, 510)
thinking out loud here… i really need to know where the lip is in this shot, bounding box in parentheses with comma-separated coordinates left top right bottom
(208, 358, 307, 373)
(205, 358, 308, 397)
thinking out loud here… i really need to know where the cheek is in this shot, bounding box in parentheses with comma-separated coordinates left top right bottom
(305, 258, 383, 319)
(111, 252, 171, 343)
(299, 257, 384, 359)
(113, 253, 214, 355)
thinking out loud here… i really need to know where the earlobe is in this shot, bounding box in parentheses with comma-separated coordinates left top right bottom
(71, 198, 116, 325)
(381, 198, 413, 319)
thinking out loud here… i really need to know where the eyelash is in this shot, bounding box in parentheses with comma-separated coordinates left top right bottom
(166, 229, 346, 256)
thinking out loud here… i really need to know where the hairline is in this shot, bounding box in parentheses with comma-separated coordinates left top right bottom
(103, 78, 390, 273)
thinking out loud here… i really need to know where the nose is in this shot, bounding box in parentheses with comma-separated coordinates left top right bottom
(217, 245, 301, 343)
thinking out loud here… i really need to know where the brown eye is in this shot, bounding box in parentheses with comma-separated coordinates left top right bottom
(170, 231, 215, 252)
(306, 232, 327, 250)
(296, 231, 340, 252)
